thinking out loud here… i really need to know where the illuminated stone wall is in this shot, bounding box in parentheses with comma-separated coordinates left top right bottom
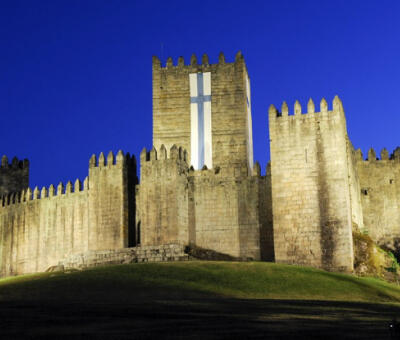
(268, 97, 355, 272)
(0, 151, 136, 277)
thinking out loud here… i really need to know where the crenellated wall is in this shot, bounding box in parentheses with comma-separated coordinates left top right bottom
(88, 151, 137, 250)
(0, 155, 29, 196)
(152, 52, 252, 176)
(356, 148, 400, 251)
(4, 51, 400, 277)
(136, 144, 271, 260)
(0, 179, 89, 276)
(137, 145, 189, 246)
(0, 151, 136, 277)
(269, 97, 355, 272)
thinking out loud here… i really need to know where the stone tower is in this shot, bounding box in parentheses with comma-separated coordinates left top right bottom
(152, 51, 254, 175)
(0, 155, 29, 197)
(268, 97, 356, 272)
(136, 52, 271, 261)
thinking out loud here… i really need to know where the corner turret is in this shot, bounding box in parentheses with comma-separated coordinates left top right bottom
(0, 155, 29, 196)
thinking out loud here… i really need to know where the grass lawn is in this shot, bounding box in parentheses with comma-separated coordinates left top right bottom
(0, 261, 399, 339)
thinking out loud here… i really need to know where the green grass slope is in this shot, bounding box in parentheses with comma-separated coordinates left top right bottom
(0, 261, 399, 303)
(1, 262, 400, 339)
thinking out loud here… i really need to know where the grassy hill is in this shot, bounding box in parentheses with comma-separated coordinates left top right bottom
(2, 261, 400, 302)
(1, 261, 400, 339)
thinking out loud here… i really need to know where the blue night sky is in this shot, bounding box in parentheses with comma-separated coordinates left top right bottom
(1, 1, 399, 188)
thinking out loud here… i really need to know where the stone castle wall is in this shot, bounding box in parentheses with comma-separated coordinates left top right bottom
(0, 151, 136, 277)
(0, 156, 29, 196)
(1, 52, 400, 278)
(356, 148, 400, 251)
(0, 180, 90, 276)
(260, 165, 274, 261)
(152, 52, 252, 175)
(346, 140, 364, 232)
(59, 244, 189, 271)
(88, 151, 137, 250)
(188, 165, 264, 260)
(136, 145, 271, 261)
(268, 97, 355, 272)
(137, 145, 189, 246)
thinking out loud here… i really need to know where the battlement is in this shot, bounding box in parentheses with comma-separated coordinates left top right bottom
(0, 149, 137, 276)
(0, 150, 137, 209)
(153, 51, 245, 71)
(140, 145, 188, 164)
(269, 96, 344, 120)
(1, 155, 29, 169)
(89, 150, 135, 168)
(187, 160, 261, 178)
(140, 144, 261, 179)
(0, 177, 88, 208)
(355, 147, 400, 162)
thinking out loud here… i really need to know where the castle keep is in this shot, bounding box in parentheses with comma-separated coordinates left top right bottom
(139, 52, 269, 260)
(0, 52, 399, 276)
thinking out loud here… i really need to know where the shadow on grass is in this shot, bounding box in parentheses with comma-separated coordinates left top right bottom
(0, 297, 398, 339)
(1, 263, 400, 339)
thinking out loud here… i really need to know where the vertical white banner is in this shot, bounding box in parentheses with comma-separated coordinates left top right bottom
(189, 73, 199, 169)
(190, 72, 212, 170)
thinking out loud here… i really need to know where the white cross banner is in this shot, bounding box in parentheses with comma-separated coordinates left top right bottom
(189, 72, 212, 170)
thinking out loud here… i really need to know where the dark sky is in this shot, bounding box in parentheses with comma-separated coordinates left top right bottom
(1, 1, 399, 188)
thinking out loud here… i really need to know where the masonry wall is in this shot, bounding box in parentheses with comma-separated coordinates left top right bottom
(136, 145, 269, 260)
(260, 164, 274, 261)
(0, 151, 135, 277)
(346, 141, 364, 232)
(0, 181, 89, 276)
(0, 156, 29, 196)
(269, 97, 354, 272)
(357, 148, 400, 251)
(59, 244, 189, 270)
(237, 172, 266, 260)
(152, 52, 252, 175)
(137, 145, 189, 246)
(88, 151, 136, 250)
(188, 170, 238, 256)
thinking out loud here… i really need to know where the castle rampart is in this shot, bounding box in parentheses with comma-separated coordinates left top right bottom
(356, 148, 400, 252)
(135, 143, 271, 260)
(187, 163, 269, 260)
(137, 145, 189, 247)
(0, 177, 89, 276)
(88, 151, 137, 250)
(0, 151, 136, 277)
(2, 52, 400, 277)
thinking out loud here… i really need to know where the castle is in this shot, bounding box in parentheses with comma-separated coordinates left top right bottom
(1, 52, 399, 277)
